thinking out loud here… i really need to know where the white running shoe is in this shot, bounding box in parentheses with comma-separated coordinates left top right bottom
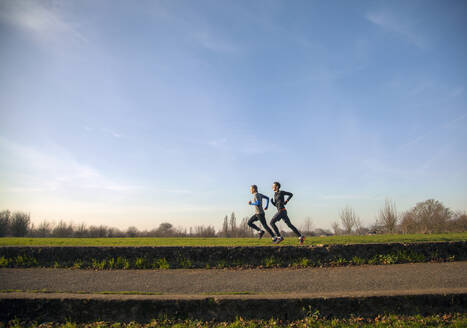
(275, 236, 284, 244)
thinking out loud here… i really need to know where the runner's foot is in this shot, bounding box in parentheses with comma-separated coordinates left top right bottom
(275, 236, 284, 244)
(258, 230, 265, 239)
(272, 236, 277, 243)
(299, 235, 305, 245)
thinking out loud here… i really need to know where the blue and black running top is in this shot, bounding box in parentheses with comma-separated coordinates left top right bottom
(250, 192, 269, 214)
(271, 190, 293, 210)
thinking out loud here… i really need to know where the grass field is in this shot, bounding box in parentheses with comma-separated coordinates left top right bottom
(0, 232, 466, 247)
(3, 314, 466, 328)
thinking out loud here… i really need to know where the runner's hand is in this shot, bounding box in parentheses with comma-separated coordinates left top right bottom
(248, 201, 252, 205)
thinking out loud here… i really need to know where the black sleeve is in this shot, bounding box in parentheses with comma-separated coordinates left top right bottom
(283, 191, 293, 202)
(271, 196, 276, 206)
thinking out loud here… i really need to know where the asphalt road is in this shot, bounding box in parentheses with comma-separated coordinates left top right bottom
(1, 262, 466, 296)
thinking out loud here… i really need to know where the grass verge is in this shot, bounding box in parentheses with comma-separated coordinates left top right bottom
(1, 314, 466, 327)
(0, 233, 466, 247)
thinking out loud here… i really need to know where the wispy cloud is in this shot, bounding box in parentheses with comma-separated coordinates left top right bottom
(102, 128, 123, 139)
(207, 138, 228, 147)
(0, 0, 87, 45)
(0, 137, 138, 194)
(191, 31, 241, 54)
(450, 86, 465, 98)
(83, 126, 124, 139)
(321, 194, 382, 201)
(366, 11, 426, 48)
(398, 113, 467, 151)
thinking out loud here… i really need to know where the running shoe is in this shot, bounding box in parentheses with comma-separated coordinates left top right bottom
(272, 236, 278, 243)
(299, 235, 305, 245)
(258, 230, 265, 239)
(275, 236, 284, 244)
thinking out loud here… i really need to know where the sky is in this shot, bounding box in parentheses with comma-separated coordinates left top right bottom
(0, 0, 466, 231)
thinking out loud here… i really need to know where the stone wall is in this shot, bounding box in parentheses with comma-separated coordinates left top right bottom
(0, 293, 466, 322)
(0, 241, 465, 269)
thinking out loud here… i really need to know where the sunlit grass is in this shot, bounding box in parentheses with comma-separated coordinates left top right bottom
(0, 232, 466, 247)
(3, 313, 467, 328)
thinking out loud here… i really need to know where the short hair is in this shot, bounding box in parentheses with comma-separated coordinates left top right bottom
(273, 181, 281, 189)
(251, 184, 258, 192)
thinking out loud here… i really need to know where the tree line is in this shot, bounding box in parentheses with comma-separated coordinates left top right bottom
(0, 198, 465, 238)
(331, 199, 467, 235)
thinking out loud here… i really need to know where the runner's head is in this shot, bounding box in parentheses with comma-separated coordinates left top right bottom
(273, 181, 281, 192)
(250, 185, 258, 194)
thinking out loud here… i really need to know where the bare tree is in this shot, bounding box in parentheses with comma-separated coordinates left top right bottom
(400, 211, 417, 234)
(10, 211, 30, 237)
(191, 225, 216, 237)
(221, 215, 229, 237)
(52, 220, 74, 237)
(418, 199, 451, 233)
(89, 225, 109, 237)
(74, 223, 88, 237)
(238, 217, 254, 237)
(331, 221, 340, 235)
(35, 221, 54, 237)
(449, 211, 467, 232)
(339, 206, 357, 234)
(301, 216, 313, 236)
(354, 216, 365, 235)
(401, 199, 452, 234)
(378, 199, 398, 233)
(230, 212, 237, 237)
(0, 210, 11, 237)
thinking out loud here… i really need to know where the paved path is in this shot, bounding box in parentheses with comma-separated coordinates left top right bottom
(2, 262, 466, 296)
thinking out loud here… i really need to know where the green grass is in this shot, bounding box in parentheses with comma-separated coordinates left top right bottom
(0, 232, 466, 247)
(2, 314, 466, 327)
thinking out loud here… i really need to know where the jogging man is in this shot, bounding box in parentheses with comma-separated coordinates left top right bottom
(248, 185, 275, 240)
(270, 181, 305, 245)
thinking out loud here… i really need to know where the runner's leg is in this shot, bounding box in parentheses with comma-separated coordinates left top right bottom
(258, 213, 275, 237)
(248, 214, 261, 232)
(270, 211, 283, 236)
(282, 213, 302, 237)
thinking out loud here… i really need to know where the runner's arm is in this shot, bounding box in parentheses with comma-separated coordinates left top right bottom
(283, 191, 293, 204)
(263, 195, 269, 209)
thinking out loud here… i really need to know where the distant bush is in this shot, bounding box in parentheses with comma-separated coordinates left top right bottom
(52, 220, 74, 237)
(9, 212, 30, 237)
(0, 210, 11, 237)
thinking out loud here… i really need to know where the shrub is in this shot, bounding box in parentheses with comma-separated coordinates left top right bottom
(10, 212, 30, 237)
(0, 210, 11, 236)
(152, 258, 169, 269)
(52, 220, 74, 237)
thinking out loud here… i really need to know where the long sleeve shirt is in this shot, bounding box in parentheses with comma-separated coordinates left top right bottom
(271, 190, 293, 210)
(250, 192, 269, 214)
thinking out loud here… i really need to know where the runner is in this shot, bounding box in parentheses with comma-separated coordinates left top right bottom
(270, 181, 305, 245)
(248, 185, 275, 241)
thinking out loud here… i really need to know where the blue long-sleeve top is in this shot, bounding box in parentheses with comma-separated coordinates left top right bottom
(250, 192, 269, 213)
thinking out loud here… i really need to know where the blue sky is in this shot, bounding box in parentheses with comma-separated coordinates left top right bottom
(0, 0, 466, 231)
